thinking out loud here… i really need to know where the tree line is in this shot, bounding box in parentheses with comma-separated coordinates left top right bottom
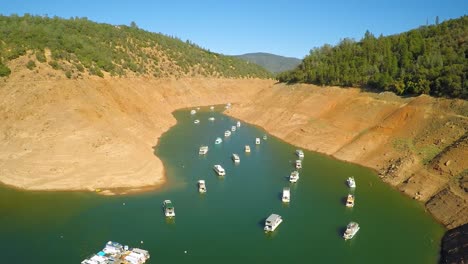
(278, 16, 467, 99)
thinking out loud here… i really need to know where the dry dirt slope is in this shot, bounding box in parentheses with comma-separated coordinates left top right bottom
(0, 60, 274, 193)
(226, 83, 467, 229)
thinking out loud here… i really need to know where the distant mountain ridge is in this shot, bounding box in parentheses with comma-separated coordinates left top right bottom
(234, 52, 301, 73)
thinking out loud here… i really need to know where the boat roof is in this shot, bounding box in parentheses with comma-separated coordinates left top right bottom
(266, 214, 281, 222)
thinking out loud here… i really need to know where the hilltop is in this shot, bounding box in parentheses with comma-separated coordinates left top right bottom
(0, 15, 271, 79)
(234, 52, 301, 73)
(278, 16, 468, 99)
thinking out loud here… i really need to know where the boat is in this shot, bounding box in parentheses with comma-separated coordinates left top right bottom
(295, 159, 302, 169)
(225, 103, 231, 109)
(224, 130, 231, 137)
(343, 222, 360, 240)
(194, 119, 200, 124)
(210, 106, 214, 110)
(232, 153, 240, 163)
(81, 241, 150, 264)
(282, 187, 290, 203)
(347, 177, 356, 188)
(289, 171, 299, 183)
(231, 126, 236, 132)
(190, 109, 196, 115)
(236, 121, 241, 127)
(163, 200, 175, 217)
(346, 194, 355, 207)
(199, 146, 209, 155)
(198, 180, 206, 193)
(208, 117, 215, 121)
(245, 145, 251, 153)
(213, 164, 226, 176)
(264, 214, 283, 232)
(215, 137, 222, 144)
(263, 135, 267, 140)
(295, 149, 304, 158)
(255, 138, 261, 145)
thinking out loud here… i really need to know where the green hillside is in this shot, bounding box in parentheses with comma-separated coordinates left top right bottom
(235, 52, 301, 73)
(278, 16, 468, 99)
(0, 15, 271, 79)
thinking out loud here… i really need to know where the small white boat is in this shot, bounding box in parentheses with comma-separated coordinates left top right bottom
(346, 194, 355, 208)
(264, 214, 283, 232)
(343, 222, 360, 240)
(213, 164, 226, 176)
(163, 200, 175, 217)
(236, 121, 241, 127)
(295, 149, 304, 158)
(190, 109, 196, 115)
(232, 153, 240, 163)
(224, 130, 231, 137)
(198, 180, 206, 193)
(289, 171, 299, 183)
(199, 146, 209, 155)
(210, 106, 214, 110)
(225, 103, 231, 109)
(245, 145, 251, 153)
(282, 187, 290, 203)
(255, 138, 261, 145)
(231, 126, 236, 132)
(263, 135, 267, 140)
(295, 160, 302, 169)
(347, 177, 356, 188)
(208, 117, 215, 121)
(194, 119, 200, 124)
(215, 137, 222, 144)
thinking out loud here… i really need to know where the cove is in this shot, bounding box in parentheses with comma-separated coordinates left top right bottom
(0, 107, 444, 263)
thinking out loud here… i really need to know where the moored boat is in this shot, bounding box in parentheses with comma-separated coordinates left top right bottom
(198, 180, 206, 193)
(213, 164, 226, 176)
(236, 121, 241, 127)
(245, 145, 251, 153)
(81, 241, 150, 264)
(208, 117, 215, 121)
(264, 214, 283, 232)
(190, 109, 196, 115)
(199, 146, 209, 155)
(263, 135, 267, 140)
(210, 106, 214, 110)
(255, 138, 261, 145)
(215, 137, 222, 144)
(295, 159, 302, 169)
(231, 126, 236, 132)
(347, 177, 356, 188)
(194, 119, 200, 124)
(232, 153, 240, 163)
(346, 194, 355, 207)
(163, 200, 175, 217)
(295, 149, 304, 158)
(289, 171, 300, 183)
(343, 222, 360, 240)
(224, 130, 231, 137)
(282, 187, 290, 203)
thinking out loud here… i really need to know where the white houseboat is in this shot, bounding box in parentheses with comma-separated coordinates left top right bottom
(347, 177, 356, 188)
(289, 171, 300, 183)
(255, 138, 261, 145)
(208, 117, 215, 121)
(190, 109, 196, 115)
(295, 149, 304, 158)
(245, 145, 251, 153)
(213, 164, 226, 176)
(264, 214, 283, 232)
(232, 153, 240, 163)
(194, 119, 200, 124)
(343, 222, 360, 240)
(231, 126, 236, 132)
(295, 159, 302, 169)
(198, 180, 206, 193)
(224, 130, 231, 137)
(282, 187, 290, 203)
(163, 200, 175, 217)
(215, 137, 223, 144)
(199, 146, 209, 155)
(236, 121, 241, 127)
(346, 194, 355, 207)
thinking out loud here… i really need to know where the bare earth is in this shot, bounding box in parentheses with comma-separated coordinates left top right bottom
(0, 59, 466, 228)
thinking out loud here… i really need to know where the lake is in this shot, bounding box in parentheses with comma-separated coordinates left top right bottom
(0, 107, 444, 263)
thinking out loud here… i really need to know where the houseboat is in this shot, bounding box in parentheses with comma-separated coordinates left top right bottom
(198, 180, 206, 193)
(208, 117, 215, 121)
(190, 109, 196, 115)
(343, 222, 360, 240)
(232, 153, 240, 163)
(163, 200, 175, 217)
(210, 106, 214, 110)
(236, 121, 241, 127)
(245, 145, 251, 153)
(255, 138, 261, 145)
(215, 137, 222, 144)
(346, 194, 355, 207)
(295, 159, 302, 169)
(282, 187, 290, 203)
(295, 149, 304, 158)
(347, 177, 356, 188)
(194, 119, 200, 124)
(213, 164, 226, 176)
(264, 214, 283, 232)
(199, 146, 209, 155)
(81, 241, 150, 264)
(224, 130, 231, 137)
(289, 171, 300, 183)
(263, 135, 267, 140)
(231, 126, 236, 132)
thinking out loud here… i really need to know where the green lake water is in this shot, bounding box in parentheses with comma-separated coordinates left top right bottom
(0, 107, 444, 263)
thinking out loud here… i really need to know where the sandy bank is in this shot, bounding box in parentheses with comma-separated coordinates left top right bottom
(0, 71, 274, 194)
(226, 83, 467, 228)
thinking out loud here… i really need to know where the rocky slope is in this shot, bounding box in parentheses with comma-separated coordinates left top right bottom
(226, 83, 467, 228)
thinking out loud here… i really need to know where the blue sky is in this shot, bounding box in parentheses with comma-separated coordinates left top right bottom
(1, 0, 466, 58)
